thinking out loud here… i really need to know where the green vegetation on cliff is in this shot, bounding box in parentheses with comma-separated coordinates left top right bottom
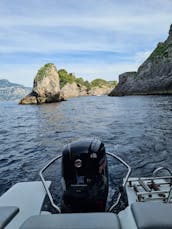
(58, 69, 91, 90)
(144, 25, 172, 62)
(58, 69, 75, 88)
(83, 80, 92, 90)
(148, 42, 172, 61)
(91, 78, 117, 87)
(34, 64, 117, 91)
(58, 69, 117, 90)
(148, 42, 169, 60)
(91, 79, 107, 87)
(34, 63, 56, 82)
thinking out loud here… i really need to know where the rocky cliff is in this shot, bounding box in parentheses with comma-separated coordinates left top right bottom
(60, 82, 88, 99)
(60, 82, 113, 98)
(0, 79, 31, 101)
(60, 82, 114, 98)
(89, 85, 114, 96)
(109, 24, 172, 96)
(20, 64, 63, 104)
(58, 70, 116, 98)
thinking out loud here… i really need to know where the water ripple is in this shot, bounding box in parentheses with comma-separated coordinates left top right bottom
(0, 96, 172, 202)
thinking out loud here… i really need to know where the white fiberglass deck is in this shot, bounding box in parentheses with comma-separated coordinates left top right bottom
(0, 181, 51, 229)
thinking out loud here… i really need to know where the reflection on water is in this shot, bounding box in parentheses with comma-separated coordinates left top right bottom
(1, 95, 172, 206)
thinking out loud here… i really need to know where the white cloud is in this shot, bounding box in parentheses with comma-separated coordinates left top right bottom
(0, 61, 140, 87)
(0, 0, 172, 86)
(0, 12, 171, 35)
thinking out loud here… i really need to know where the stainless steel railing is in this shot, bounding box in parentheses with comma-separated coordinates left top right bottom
(153, 167, 172, 177)
(107, 152, 131, 212)
(39, 154, 62, 213)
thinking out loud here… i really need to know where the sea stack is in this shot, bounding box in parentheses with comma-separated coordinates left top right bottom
(109, 24, 172, 96)
(20, 63, 63, 104)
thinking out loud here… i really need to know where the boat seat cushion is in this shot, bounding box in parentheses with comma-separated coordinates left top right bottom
(131, 202, 172, 229)
(0, 206, 19, 229)
(20, 212, 121, 229)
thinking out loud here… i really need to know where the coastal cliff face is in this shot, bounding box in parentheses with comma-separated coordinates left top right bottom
(89, 85, 114, 96)
(58, 70, 115, 98)
(20, 64, 63, 104)
(60, 82, 113, 98)
(60, 82, 113, 99)
(60, 82, 88, 99)
(109, 24, 172, 96)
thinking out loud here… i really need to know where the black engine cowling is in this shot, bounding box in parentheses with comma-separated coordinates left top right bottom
(61, 138, 108, 213)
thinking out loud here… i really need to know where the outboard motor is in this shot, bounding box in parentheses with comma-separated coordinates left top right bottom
(61, 138, 108, 213)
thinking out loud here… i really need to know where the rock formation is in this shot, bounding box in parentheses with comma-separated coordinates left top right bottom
(20, 63, 116, 104)
(60, 82, 113, 98)
(89, 85, 114, 96)
(60, 82, 88, 99)
(109, 24, 172, 96)
(20, 64, 63, 104)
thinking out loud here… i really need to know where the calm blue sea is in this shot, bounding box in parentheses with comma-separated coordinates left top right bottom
(1, 95, 172, 208)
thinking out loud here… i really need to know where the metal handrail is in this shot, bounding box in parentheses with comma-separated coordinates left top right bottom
(153, 167, 172, 203)
(107, 152, 131, 212)
(153, 167, 172, 177)
(128, 176, 172, 182)
(39, 154, 62, 213)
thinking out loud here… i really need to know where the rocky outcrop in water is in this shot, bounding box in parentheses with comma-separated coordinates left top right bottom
(109, 24, 172, 96)
(0, 79, 31, 101)
(58, 70, 115, 98)
(20, 64, 63, 104)
(20, 63, 116, 104)
(89, 85, 114, 96)
(60, 82, 113, 98)
(60, 82, 88, 99)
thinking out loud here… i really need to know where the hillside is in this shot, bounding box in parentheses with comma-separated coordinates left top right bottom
(0, 79, 31, 101)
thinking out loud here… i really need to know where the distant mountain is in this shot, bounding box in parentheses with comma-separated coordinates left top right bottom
(0, 79, 31, 101)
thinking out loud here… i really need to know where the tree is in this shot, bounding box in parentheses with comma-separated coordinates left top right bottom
(91, 78, 108, 87)
(108, 80, 118, 87)
(75, 77, 85, 85)
(83, 80, 91, 90)
(58, 69, 76, 88)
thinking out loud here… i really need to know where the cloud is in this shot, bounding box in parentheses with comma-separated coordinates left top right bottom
(0, 0, 172, 86)
(0, 50, 149, 87)
(0, 62, 138, 87)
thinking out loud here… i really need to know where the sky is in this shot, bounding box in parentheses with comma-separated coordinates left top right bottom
(0, 0, 172, 87)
